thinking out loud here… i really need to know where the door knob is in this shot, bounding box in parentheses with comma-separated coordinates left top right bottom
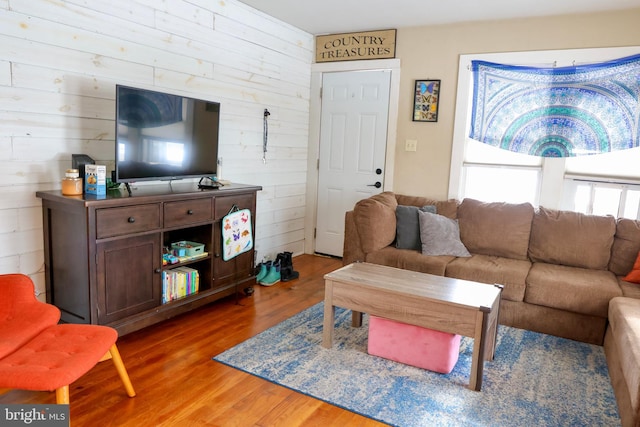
(367, 182, 382, 188)
(376, 168, 382, 175)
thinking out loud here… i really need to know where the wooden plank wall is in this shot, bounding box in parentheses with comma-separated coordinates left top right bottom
(0, 0, 313, 298)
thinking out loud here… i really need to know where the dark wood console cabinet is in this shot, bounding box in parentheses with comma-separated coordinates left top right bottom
(36, 182, 261, 335)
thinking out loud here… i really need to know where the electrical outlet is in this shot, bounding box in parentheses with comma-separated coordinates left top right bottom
(405, 139, 417, 152)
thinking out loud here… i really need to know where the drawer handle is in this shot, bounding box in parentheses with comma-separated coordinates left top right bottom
(128, 217, 135, 223)
(187, 210, 193, 215)
(155, 268, 161, 273)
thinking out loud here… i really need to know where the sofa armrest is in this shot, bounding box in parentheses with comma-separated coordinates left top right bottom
(342, 192, 398, 264)
(343, 210, 365, 265)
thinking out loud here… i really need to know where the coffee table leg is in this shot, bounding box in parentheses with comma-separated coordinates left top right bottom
(322, 281, 335, 348)
(485, 312, 499, 361)
(352, 311, 363, 327)
(469, 308, 490, 391)
(322, 303, 335, 348)
(486, 285, 502, 361)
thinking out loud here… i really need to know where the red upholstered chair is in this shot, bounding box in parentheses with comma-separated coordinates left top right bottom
(0, 274, 136, 404)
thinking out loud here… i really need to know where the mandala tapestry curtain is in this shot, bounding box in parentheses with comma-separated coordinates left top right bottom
(469, 54, 640, 157)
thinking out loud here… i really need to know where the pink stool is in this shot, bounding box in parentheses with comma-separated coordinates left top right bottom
(368, 315, 461, 374)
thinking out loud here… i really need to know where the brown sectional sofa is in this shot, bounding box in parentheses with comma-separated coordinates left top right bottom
(343, 192, 640, 426)
(606, 297, 640, 427)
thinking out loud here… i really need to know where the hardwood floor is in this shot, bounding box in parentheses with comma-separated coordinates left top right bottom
(0, 255, 386, 426)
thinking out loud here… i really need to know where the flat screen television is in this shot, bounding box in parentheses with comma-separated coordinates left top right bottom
(115, 84, 220, 184)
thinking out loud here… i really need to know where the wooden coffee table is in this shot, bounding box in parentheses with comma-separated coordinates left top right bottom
(322, 262, 502, 391)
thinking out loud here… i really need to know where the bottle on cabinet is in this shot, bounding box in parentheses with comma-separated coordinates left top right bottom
(61, 169, 83, 196)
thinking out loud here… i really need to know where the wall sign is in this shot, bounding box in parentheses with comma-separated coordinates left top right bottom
(315, 29, 396, 63)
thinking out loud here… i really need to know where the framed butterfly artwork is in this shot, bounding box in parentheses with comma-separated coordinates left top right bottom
(413, 79, 440, 122)
(221, 205, 253, 261)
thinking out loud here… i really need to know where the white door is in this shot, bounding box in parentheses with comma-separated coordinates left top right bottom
(315, 70, 391, 257)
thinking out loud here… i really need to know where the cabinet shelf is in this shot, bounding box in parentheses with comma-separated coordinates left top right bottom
(37, 182, 261, 335)
(162, 253, 211, 270)
(159, 286, 217, 306)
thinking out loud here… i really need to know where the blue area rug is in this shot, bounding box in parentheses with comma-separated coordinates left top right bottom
(214, 303, 620, 426)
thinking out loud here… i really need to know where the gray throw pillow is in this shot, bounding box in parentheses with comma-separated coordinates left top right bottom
(418, 210, 471, 257)
(396, 205, 437, 251)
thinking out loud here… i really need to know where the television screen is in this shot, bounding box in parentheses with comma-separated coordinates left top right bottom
(115, 85, 220, 183)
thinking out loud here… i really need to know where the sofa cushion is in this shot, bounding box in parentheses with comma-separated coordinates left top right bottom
(353, 193, 398, 254)
(395, 205, 437, 251)
(618, 277, 640, 299)
(457, 198, 534, 261)
(366, 247, 455, 276)
(445, 254, 530, 302)
(525, 262, 621, 317)
(418, 211, 470, 257)
(394, 195, 459, 219)
(610, 218, 640, 277)
(528, 207, 616, 270)
(607, 297, 640, 417)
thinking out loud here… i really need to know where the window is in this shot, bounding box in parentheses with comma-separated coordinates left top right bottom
(461, 139, 541, 204)
(451, 46, 640, 217)
(463, 164, 540, 205)
(563, 177, 640, 219)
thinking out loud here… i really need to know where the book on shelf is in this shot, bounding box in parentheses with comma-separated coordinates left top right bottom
(162, 267, 200, 303)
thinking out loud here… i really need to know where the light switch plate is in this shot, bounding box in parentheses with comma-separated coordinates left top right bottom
(405, 139, 417, 152)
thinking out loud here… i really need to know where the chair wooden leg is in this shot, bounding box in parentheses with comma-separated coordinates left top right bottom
(108, 344, 136, 398)
(56, 386, 70, 404)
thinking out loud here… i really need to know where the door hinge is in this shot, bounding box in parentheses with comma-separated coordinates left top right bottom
(314, 228, 317, 238)
(317, 158, 320, 170)
(320, 86, 322, 99)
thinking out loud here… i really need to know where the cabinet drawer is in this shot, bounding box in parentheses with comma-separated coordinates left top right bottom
(215, 194, 255, 220)
(164, 198, 213, 228)
(96, 204, 161, 239)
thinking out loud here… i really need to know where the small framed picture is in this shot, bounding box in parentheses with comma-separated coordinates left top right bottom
(413, 79, 440, 122)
